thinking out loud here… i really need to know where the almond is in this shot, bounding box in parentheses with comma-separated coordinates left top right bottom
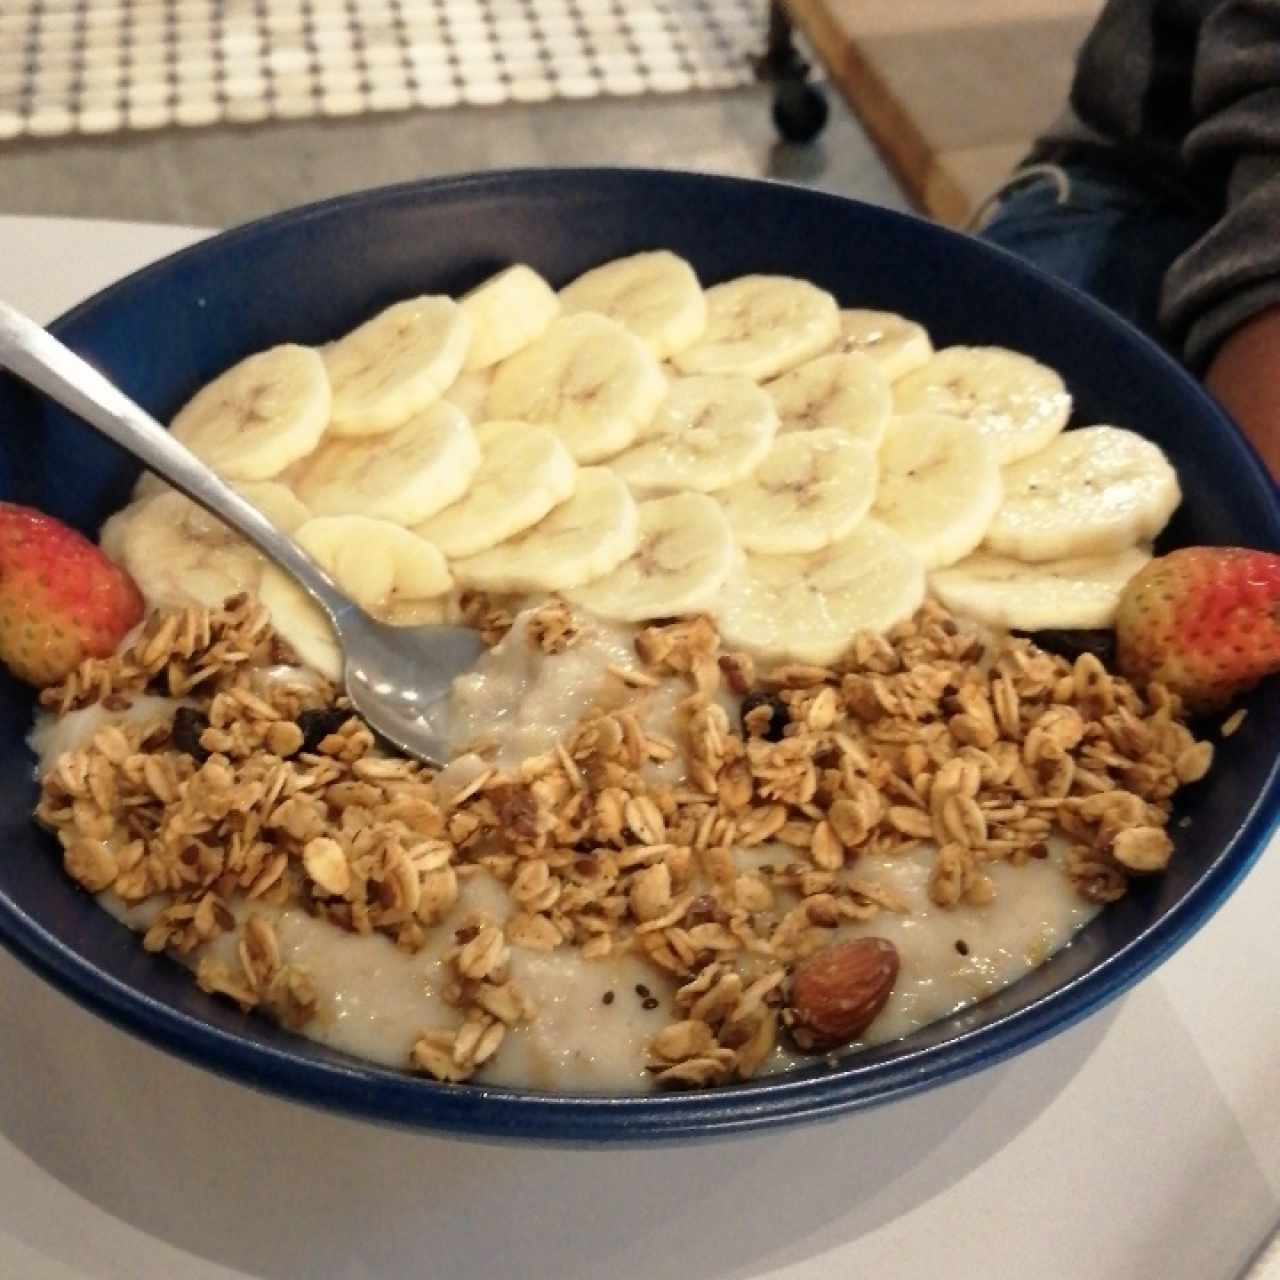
(787, 936, 899, 1051)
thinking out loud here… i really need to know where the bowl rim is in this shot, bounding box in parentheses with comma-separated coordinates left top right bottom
(3, 166, 1278, 1143)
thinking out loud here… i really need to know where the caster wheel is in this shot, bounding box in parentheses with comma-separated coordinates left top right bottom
(772, 80, 828, 144)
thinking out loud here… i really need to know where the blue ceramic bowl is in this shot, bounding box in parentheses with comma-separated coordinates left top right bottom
(1, 170, 1277, 1143)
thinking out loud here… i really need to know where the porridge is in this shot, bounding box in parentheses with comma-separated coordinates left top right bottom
(25, 251, 1224, 1092)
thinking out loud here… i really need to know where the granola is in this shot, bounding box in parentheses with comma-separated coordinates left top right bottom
(32, 595, 1213, 1092)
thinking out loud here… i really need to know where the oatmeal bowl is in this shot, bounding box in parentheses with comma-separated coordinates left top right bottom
(1, 169, 1278, 1142)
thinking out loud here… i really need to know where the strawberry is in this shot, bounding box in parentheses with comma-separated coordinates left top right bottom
(0, 503, 144, 687)
(1114, 547, 1280, 713)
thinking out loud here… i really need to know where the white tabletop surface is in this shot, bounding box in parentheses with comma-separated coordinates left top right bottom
(0, 212, 1277, 1280)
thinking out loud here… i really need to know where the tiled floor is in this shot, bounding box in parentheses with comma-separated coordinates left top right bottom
(0, 84, 908, 228)
(1, 0, 765, 138)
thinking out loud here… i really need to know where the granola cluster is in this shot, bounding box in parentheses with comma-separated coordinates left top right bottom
(33, 593, 1213, 1090)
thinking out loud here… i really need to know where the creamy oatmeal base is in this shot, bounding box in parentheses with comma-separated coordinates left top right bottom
(31, 592, 1213, 1091)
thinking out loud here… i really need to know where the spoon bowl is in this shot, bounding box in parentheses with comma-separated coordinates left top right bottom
(0, 299, 482, 766)
(343, 617, 486, 760)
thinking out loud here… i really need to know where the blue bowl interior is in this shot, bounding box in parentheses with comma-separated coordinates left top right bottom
(0, 169, 1276, 1142)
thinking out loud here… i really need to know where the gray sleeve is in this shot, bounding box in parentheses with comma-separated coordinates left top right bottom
(1159, 0, 1280, 368)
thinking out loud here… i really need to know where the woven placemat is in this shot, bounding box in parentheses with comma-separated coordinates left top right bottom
(0, 0, 763, 140)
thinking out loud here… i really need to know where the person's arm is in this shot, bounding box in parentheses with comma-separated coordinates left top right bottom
(1159, 1, 1280, 469)
(1204, 303, 1280, 480)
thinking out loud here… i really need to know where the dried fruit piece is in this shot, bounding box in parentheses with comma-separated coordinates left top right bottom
(296, 707, 354, 754)
(171, 706, 211, 761)
(787, 935, 899, 1051)
(1016, 628, 1116, 666)
(740, 691, 788, 741)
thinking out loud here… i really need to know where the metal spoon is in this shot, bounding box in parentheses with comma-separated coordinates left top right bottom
(0, 300, 485, 765)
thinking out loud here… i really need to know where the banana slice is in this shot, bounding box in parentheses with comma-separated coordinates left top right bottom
(414, 420, 577, 557)
(717, 428, 878, 554)
(930, 546, 1152, 630)
(983, 425, 1181, 562)
(118, 483, 310, 609)
(99, 505, 134, 564)
(608, 375, 777, 494)
(441, 368, 493, 421)
(874, 413, 1002, 569)
(258, 574, 343, 679)
(764, 352, 892, 447)
(487, 313, 666, 463)
(452, 467, 638, 592)
(165, 344, 330, 481)
(831, 309, 933, 382)
(131, 471, 168, 501)
(672, 275, 840, 381)
(460, 264, 561, 371)
(325, 297, 471, 437)
(294, 516, 452, 616)
(558, 251, 706, 359)
(259, 517, 453, 678)
(564, 492, 734, 621)
(294, 400, 480, 526)
(235, 483, 310, 533)
(715, 519, 926, 664)
(893, 346, 1071, 464)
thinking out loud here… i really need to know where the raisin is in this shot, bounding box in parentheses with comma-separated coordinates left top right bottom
(740, 691, 788, 742)
(1016, 629, 1116, 666)
(171, 707, 210, 762)
(685, 894, 718, 926)
(296, 707, 353, 754)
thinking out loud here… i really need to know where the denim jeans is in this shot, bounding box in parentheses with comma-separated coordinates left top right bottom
(975, 161, 1212, 353)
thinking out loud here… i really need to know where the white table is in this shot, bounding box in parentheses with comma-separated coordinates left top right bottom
(1, 213, 1277, 1280)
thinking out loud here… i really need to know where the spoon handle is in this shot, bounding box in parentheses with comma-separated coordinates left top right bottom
(0, 300, 354, 630)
